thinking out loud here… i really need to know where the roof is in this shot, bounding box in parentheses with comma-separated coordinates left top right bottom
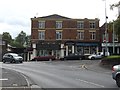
(35, 14, 71, 20)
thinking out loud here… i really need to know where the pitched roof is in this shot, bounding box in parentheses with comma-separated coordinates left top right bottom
(37, 14, 71, 19)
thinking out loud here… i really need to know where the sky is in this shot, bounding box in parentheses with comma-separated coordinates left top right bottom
(0, 0, 119, 39)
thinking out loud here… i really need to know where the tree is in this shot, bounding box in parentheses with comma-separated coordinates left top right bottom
(110, 1, 120, 40)
(15, 31, 26, 46)
(25, 35, 31, 47)
(110, 1, 120, 10)
(114, 18, 120, 40)
(2, 32, 12, 44)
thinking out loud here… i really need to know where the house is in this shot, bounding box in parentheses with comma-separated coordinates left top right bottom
(31, 14, 100, 59)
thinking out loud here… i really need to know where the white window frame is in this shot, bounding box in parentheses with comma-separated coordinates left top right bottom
(89, 21, 95, 29)
(38, 21, 45, 29)
(90, 32, 96, 40)
(78, 32, 84, 40)
(56, 31, 62, 40)
(39, 31, 45, 40)
(56, 21, 62, 29)
(77, 21, 84, 29)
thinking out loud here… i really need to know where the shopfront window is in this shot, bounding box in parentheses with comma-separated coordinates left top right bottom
(77, 47, 83, 54)
(84, 47, 90, 54)
(91, 47, 96, 54)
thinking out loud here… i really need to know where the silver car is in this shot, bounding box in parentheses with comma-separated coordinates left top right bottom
(88, 53, 103, 60)
(3, 53, 23, 63)
(112, 65, 120, 87)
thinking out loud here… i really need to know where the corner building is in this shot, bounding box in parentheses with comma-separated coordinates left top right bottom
(31, 14, 100, 59)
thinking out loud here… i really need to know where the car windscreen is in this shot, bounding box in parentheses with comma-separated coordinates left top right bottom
(10, 54, 19, 57)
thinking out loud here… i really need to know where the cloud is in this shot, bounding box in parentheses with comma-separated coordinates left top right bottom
(0, 0, 119, 38)
(0, 16, 30, 27)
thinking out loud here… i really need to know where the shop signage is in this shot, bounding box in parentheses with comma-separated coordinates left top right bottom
(102, 43, 120, 47)
(76, 43, 99, 46)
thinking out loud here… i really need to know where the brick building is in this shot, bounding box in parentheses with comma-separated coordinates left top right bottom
(100, 23, 120, 55)
(31, 14, 100, 59)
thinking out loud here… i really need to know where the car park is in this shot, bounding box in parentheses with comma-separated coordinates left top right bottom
(61, 53, 85, 60)
(31, 55, 56, 61)
(3, 53, 23, 63)
(112, 65, 120, 87)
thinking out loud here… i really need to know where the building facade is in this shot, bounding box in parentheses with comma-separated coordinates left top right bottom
(31, 14, 100, 59)
(100, 23, 120, 55)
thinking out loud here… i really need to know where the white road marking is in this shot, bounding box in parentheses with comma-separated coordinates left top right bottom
(77, 79, 105, 88)
(0, 78, 8, 81)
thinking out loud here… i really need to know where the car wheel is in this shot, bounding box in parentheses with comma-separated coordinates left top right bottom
(49, 58, 52, 61)
(79, 57, 82, 60)
(34, 59, 37, 61)
(91, 57, 95, 60)
(3, 60, 6, 63)
(64, 58, 67, 60)
(116, 75, 120, 87)
(20, 61, 23, 63)
(12, 60, 16, 63)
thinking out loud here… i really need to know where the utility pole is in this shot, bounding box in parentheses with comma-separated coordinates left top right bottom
(104, 0, 108, 56)
(113, 20, 115, 54)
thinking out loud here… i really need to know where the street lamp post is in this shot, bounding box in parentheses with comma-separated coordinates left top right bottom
(113, 20, 115, 54)
(104, 0, 108, 56)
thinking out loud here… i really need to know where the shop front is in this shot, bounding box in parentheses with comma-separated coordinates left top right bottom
(36, 41, 61, 58)
(76, 42, 100, 55)
(102, 43, 120, 55)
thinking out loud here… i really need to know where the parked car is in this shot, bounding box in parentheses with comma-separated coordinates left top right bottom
(3, 53, 23, 63)
(31, 55, 56, 61)
(88, 52, 103, 60)
(88, 52, 110, 60)
(112, 65, 120, 87)
(61, 53, 85, 60)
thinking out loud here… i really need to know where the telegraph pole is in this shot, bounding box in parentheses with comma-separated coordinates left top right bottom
(104, 0, 108, 56)
(113, 20, 115, 54)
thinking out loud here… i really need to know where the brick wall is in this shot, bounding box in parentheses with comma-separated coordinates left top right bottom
(31, 15, 99, 42)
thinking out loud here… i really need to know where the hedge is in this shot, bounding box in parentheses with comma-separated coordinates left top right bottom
(101, 55, 120, 66)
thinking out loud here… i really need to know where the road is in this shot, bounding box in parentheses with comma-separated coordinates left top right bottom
(1, 60, 118, 89)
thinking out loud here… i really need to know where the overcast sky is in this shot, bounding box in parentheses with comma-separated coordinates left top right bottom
(0, 0, 119, 38)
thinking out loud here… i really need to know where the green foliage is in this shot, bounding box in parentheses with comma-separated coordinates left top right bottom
(106, 55, 120, 59)
(15, 31, 26, 45)
(114, 18, 120, 39)
(2, 32, 12, 44)
(2, 31, 31, 48)
(10, 40, 24, 48)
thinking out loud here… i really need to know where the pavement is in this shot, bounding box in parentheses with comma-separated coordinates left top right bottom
(0, 67, 41, 90)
